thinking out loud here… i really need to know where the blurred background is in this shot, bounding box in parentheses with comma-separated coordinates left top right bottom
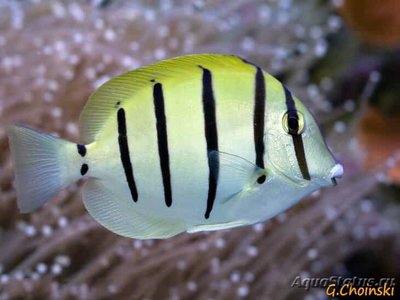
(0, 0, 399, 299)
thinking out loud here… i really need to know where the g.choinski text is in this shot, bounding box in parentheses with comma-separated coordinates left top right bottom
(291, 275, 395, 297)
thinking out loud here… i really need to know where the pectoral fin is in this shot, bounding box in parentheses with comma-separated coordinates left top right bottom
(208, 151, 270, 204)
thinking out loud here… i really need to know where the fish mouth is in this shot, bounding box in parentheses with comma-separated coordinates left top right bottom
(328, 163, 343, 187)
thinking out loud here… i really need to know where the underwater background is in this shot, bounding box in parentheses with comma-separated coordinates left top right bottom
(0, 0, 399, 299)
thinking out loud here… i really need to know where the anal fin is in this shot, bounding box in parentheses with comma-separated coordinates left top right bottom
(187, 220, 248, 233)
(82, 179, 185, 239)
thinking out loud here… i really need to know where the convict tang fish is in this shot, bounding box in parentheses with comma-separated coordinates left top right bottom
(7, 54, 343, 239)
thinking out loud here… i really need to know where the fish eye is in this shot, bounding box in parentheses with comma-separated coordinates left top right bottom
(282, 111, 305, 135)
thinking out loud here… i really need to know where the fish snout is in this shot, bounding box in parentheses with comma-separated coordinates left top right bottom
(329, 163, 344, 186)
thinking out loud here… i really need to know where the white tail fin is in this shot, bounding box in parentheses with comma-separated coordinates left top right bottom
(7, 125, 81, 213)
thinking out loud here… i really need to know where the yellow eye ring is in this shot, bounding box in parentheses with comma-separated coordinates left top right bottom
(282, 110, 305, 135)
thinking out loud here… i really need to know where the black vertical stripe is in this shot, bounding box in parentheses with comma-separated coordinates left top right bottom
(117, 108, 139, 202)
(153, 83, 172, 207)
(254, 67, 266, 184)
(200, 66, 219, 219)
(283, 86, 311, 180)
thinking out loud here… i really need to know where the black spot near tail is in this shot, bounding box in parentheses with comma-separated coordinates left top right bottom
(77, 144, 87, 157)
(80, 163, 89, 176)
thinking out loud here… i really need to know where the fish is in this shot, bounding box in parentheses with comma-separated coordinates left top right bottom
(7, 54, 344, 239)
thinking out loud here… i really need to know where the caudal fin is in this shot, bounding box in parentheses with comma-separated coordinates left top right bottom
(7, 125, 80, 213)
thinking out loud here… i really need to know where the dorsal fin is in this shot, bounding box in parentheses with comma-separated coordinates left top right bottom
(79, 54, 254, 143)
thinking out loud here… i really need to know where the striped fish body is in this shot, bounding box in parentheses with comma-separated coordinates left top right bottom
(7, 54, 343, 239)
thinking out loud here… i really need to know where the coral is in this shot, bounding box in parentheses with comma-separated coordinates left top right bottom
(357, 107, 400, 183)
(340, 0, 400, 48)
